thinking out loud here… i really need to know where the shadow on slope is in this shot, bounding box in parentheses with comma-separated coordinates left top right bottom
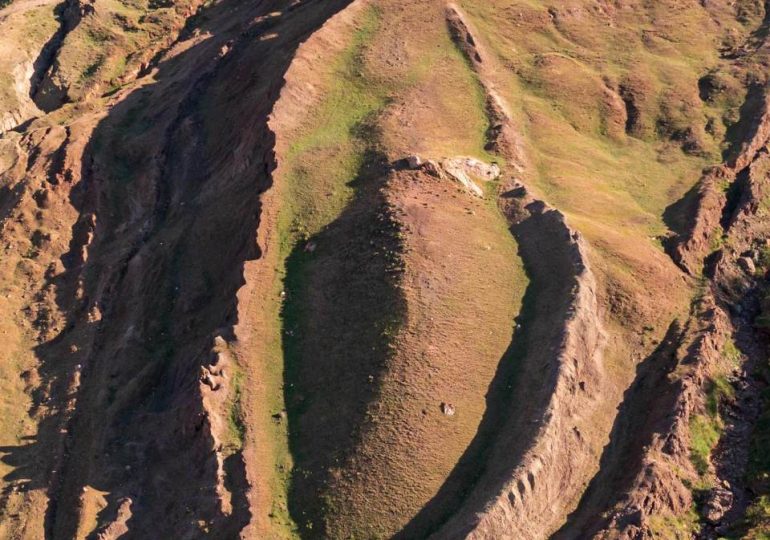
(1, 0, 356, 537)
(282, 148, 408, 537)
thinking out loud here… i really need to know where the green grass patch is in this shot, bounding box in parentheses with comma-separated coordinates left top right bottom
(743, 496, 770, 539)
(690, 371, 734, 481)
(445, 34, 501, 164)
(80, 57, 105, 83)
(706, 375, 736, 416)
(648, 504, 701, 538)
(278, 7, 389, 245)
(690, 413, 722, 477)
(723, 338, 742, 366)
(224, 368, 246, 454)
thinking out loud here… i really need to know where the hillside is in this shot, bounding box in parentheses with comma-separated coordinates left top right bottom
(1, 0, 770, 538)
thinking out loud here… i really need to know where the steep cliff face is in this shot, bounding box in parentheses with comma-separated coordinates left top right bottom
(3, 0, 770, 539)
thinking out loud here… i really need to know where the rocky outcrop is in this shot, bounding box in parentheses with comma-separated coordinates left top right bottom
(669, 93, 770, 275)
(586, 306, 729, 539)
(569, 88, 770, 539)
(0, 61, 42, 132)
(413, 156, 500, 196)
(668, 165, 731, 275)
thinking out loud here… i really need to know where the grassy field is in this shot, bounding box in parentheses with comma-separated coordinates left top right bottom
(450, 2, 770, 537)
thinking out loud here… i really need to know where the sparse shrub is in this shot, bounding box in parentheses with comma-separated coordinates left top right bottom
(648, 504, 701, 538)
(723, 339, 742, 366)
(742, 496, 770, 539)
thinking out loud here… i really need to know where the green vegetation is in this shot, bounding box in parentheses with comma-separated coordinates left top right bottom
(40, 0, 193, 104)
(735, 384, 770, 537)
(452, 0, 758, 308)
(225, 369, 246, 454)
(446, 39, 501, 165)
(648, 504, 701, 539)
(689, 371, 735, 482)
(278, 23, 404, 535)
(278, 7, 389, 246)
(723, 338, 743, 366)
(706, 375, 736, 416)
(690, 413, 722, 477)
(80, 58, 105, 83)
(743, 496, 770, 539)
(270, 3, 516, 537)
(263, 7, 394, 537)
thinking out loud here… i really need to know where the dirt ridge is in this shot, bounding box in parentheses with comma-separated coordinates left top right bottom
(427, 6, 607, 538)
(669, 91, 770, 275)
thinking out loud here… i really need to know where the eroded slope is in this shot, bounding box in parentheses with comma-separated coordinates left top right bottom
(2, 0, 770, 539)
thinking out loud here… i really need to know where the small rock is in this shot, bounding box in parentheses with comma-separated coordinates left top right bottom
(33, 189, 51, 209)
(200, 369, 219, 391)
(423, 160, 444, 178)
(406, 155, 423, 169)
(304, 241, 317, 253)
(738, 256, 756, 274)
(440, 402, 456, 416)
(703, 487, 733, 524)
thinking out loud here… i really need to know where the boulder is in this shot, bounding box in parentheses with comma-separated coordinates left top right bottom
(703, 487, 733, 524)
(440, 402, 456, 416)
(738, 256, 756, 274)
